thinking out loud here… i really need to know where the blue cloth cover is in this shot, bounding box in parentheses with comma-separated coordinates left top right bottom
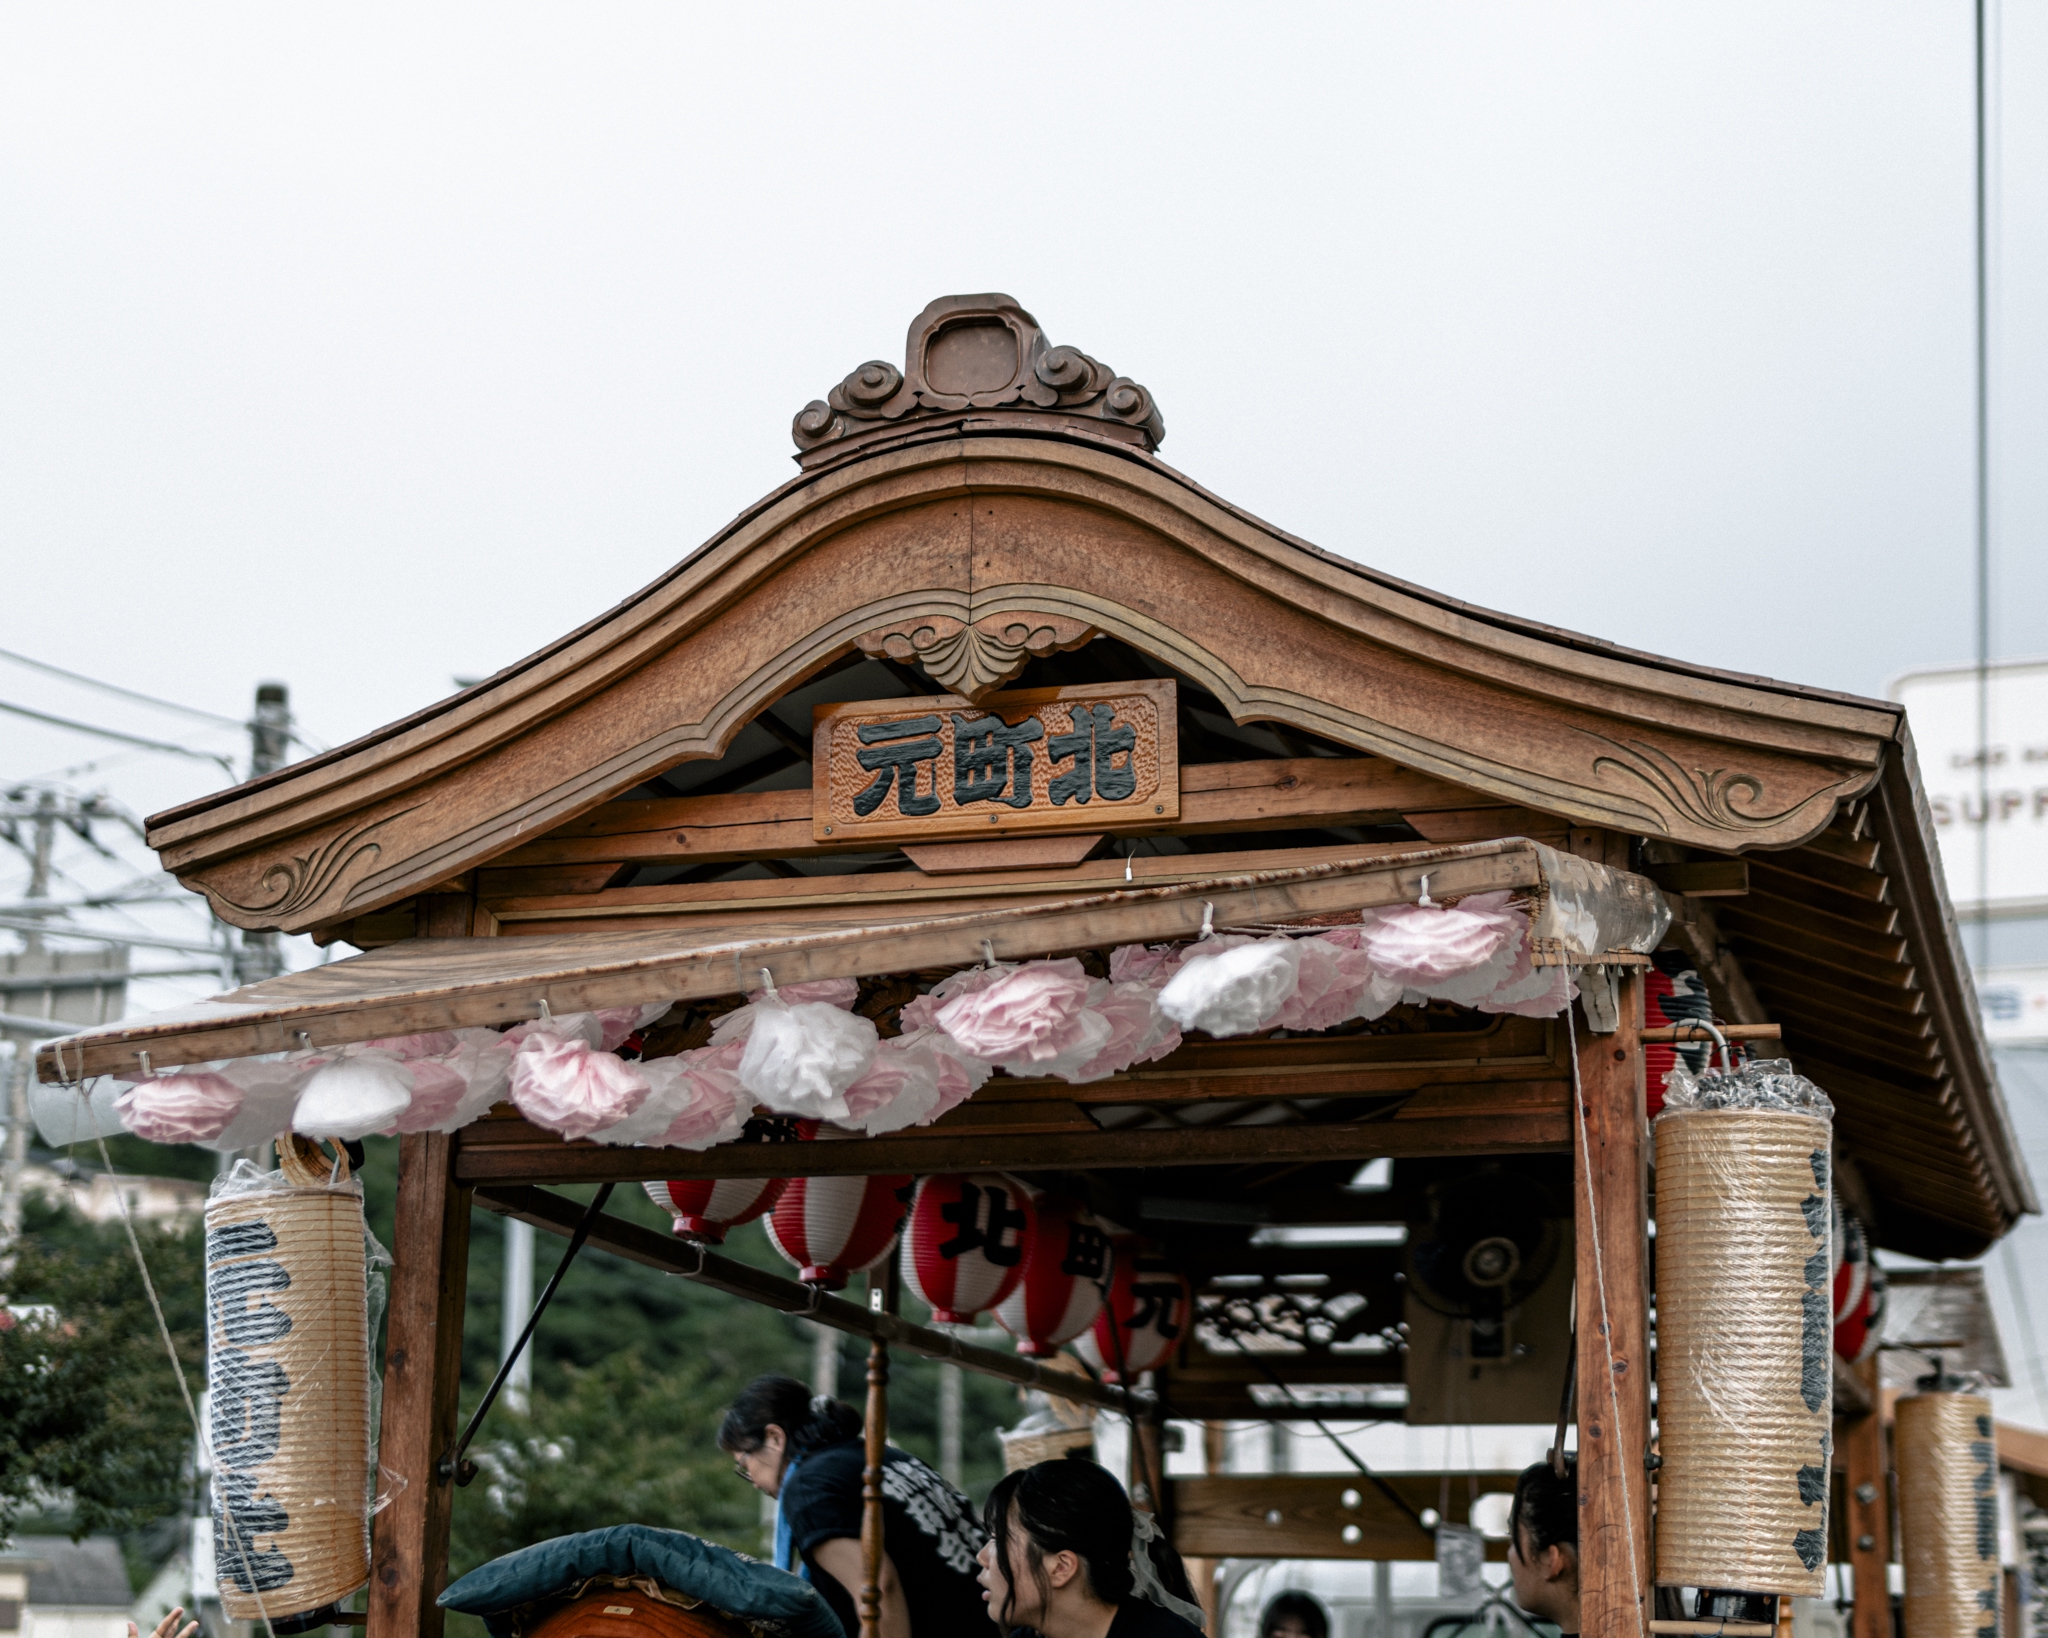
(437, 1523, 845, 1638)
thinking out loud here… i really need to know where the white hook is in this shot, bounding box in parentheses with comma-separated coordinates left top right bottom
(981, 939, 998, 969)
(538, 997, 554, 1023)
(758, 966, 778, 998)
(1125, 849, 1134, 883)
(137, 1049, 154, 1079)
(1417, 873, 1437, 908)
(1198, 901, 1215, 941)
(294, 1029, 312, 1054)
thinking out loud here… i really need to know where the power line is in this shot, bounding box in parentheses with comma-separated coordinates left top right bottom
(0, 645, 246, 729)
(0, 698, 236, 773)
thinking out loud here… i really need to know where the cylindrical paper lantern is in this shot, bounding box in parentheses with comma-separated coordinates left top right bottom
(995, 1195, 1113, 1357)
(205, 1137, 371, 1624)
(643, 1177, 790, 1244)
(1654, 1101, 1834, 1595)
(766, 1174, 913, 1289)
(1896, 1388, 2001, 1638)
(1083, 1245, 1190, 1381)
(901, 1174, 1034, 1324)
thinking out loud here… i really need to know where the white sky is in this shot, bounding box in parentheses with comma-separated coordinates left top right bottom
(6, 4, 2048, 1412)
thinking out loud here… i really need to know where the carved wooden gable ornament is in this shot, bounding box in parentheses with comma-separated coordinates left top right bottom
(148, 292, 1912, 936)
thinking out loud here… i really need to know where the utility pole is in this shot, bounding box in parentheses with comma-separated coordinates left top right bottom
(233, 682, 291, 986)
(1, 792, 59, 1247)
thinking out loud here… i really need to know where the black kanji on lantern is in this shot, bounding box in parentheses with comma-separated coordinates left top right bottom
(1127, 1279, 1184, 1341)
(1060, 1220, 1111, 1282)
(953, 711, 1043, 809)
(938, 1180, 1028, 1267)
(852, 715, 944, 817)
(1049, 703, 1138, 805)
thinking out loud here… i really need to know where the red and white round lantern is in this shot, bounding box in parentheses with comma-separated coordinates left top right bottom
(643, 1177, 788, 1244)
(901, 1174, 1035, 1325)
(1833, 1206, 1885, 1363)
(1085, 1244, 1191, 1381)
(995, 1195, 1112, 1357)
(767, 1173, 914, 1289)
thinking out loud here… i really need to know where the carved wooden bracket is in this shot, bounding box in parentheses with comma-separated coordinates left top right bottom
(855, 611, 1097, 700)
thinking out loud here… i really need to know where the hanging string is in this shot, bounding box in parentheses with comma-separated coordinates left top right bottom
(1563, 970, 1647, 1626)
(88, 1121, 281, 1638)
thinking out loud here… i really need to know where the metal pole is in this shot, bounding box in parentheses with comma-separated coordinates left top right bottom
(811, 1319, 839, 1399)
(1971, 0, 1993, 969)
(235, 683, 290, 986)
(502, 1217, 535, 1414)
(938, 1358, 963, 1487)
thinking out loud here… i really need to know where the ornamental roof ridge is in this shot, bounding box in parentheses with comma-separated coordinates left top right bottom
(790, 294, 1164, 465)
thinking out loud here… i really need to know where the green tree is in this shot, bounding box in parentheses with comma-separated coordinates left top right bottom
(0, 1193, 204, 1541)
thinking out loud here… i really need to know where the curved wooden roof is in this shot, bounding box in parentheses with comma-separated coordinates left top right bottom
(141, 293, 2031, 1256)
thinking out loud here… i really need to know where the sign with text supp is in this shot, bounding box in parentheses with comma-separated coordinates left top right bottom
(812, 680, 1177, 844)
(1893, 659, 2048, 912)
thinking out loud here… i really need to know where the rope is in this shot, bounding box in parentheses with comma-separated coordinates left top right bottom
(1564, 972, 1647, 1628)
(88, 1123, 279, 1638)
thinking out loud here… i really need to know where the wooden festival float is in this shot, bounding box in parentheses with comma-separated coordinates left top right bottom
(35, 295, 2035, 1638)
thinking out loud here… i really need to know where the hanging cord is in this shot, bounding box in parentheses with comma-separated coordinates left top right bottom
(1239, 1351, 1432, 1538)
(1563, 971, 1648, 1624)
(84, 1112, 280, 1638)
(441, 1184, 615, 1484)
(1100, 1290, 1165, 1513)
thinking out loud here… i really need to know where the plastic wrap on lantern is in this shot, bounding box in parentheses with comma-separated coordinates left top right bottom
(1078, 1245, 1189, 1381)
(1653, 1062, 1836, 1596)
(644, 1177, 791, 1244)
(1896, 1386, 2001, 1638)
(766, 1173, 913, 1289)
(901, 1174, 1034, 1324)
(205, 1138, 377, 1625)
(995, 1195, 1113, 1358)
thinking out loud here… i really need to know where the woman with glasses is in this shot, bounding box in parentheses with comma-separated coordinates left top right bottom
(720, 1374, 985, 1638)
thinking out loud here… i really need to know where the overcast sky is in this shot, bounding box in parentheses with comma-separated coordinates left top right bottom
(2, 2, 2043, 825)
(6, 4, 2048, 1420)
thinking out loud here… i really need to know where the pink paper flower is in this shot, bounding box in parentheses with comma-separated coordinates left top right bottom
(1359, 891, 1524, 1001)
(117, 1072, 243, 1144)
(1108, 943, 1176, 984)
(393, 1056, 472, 1132)
(509, 1033, 651, 1139)
(656, 1042, 753, 1149)
(935, 959, 1092, 1063)
(899, 965, 1006, 1035)
(1069, 980, 1180, 1083)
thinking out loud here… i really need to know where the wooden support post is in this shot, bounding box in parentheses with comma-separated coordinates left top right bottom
(1841, 1356, 1893, 1638)
(1574, 971, 1651, 1638)
(859, 1262, 897, 1638)
(367, 1133, 473, 1638)
(859, 1334, 888, 1638)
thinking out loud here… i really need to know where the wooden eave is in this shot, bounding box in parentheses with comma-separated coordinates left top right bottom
(124, 417, 2026, 1256)
(145, 426, 1895, 934)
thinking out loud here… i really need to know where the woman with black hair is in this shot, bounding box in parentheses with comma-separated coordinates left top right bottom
(1506, 1457, 1578, 1637)
(1257, 1591, 1328, 1638)
(718, 1374, 986, 1638)
(975, 1459, 1206, 1638)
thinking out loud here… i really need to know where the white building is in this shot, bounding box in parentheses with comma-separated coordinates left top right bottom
(0, 1538, 134, 1638)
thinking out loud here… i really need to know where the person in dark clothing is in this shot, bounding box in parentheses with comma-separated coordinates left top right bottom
(1506, 1458, 1579, 1637)
(976, 1458, 1205, 1638)
(1258, 1592, 1329, 1638)
(719, 1374, 985, 1638)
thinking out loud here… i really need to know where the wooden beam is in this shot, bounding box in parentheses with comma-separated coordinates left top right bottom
(366, 1133, 471, 1638)
(454, 1089, 1571, 1185)
(1642, 860, 1749, 898)
(471, 1183, 1152, 1417)
(487, 757, 1488, 872)
(1575, 975, 1651, 1638)
(1169, 1474, 1518, 1562)
(1839, 1356, 1890, 1638)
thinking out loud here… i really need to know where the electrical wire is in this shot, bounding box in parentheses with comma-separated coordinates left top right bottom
(0, 698, 236, 773)
(0, 644, 247, 729)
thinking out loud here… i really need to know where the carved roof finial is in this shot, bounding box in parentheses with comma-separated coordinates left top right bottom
(792, 294, 1164, 464)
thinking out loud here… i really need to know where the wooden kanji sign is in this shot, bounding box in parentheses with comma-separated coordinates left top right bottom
(812, 680, 1178, 844)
